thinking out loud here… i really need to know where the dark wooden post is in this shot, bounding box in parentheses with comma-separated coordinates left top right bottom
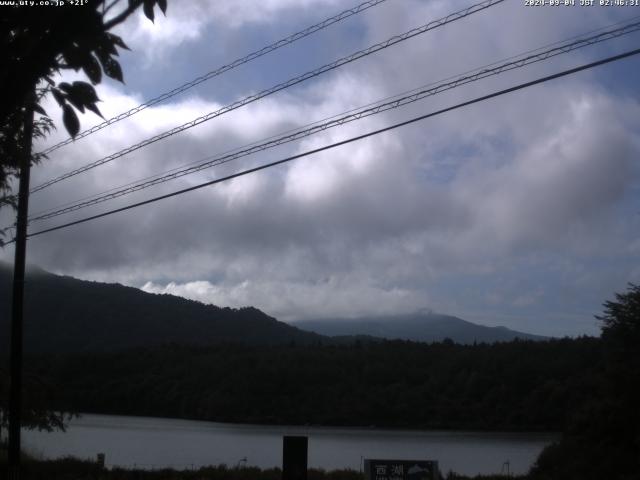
(282, 436, 307, 480)
(8, 99, 34, 480)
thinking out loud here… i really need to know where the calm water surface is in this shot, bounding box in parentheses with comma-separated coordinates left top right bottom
(23, 414, 557, 476)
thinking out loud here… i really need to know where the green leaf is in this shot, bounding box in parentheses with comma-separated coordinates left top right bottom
(71, 81, 100, 104)
(82, 54, 102, 85)
(86, 103, 104, 119)
(51, 89, 66, 106)
(58, 82, 73, 94)
(98, 37, 118, 57)
(96, 51, 112, 76)
(61, 82, 101, 116)
(33, 104, 48, 116)
(65, 95, 85, 114)
(103, 57, 124, 83)
(143, 0, 155, 22)
(62, 46, 84, 71)
(157, 0, 167, 14)
(62, 104, 80, 138)
(106, 33, 130, 51)
(95, 46, 116, 67)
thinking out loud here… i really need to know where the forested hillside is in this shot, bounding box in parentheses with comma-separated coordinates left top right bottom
(0, 264, 549, 352)
(24, 337, 601, 431)
(0, 264, 323, 353)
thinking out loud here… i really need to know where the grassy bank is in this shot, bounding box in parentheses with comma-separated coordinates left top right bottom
(1, 457, 524, 480)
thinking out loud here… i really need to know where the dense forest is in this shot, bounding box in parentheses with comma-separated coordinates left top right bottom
(2, 278, 638, 478)
(21, 337, 601, 432)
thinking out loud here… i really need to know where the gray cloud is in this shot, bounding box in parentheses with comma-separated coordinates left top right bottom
(2, 1, 639, 337)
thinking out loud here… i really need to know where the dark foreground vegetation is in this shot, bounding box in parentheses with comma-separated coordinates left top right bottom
(0, 456, 519, 480)
(24, 337, 600, 431)
(1, 285, 639, 479)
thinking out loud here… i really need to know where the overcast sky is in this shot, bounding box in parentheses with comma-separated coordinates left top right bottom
(2, 0, 639, 336)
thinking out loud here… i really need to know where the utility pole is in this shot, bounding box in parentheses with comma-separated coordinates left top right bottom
(8, 98, 34, 480)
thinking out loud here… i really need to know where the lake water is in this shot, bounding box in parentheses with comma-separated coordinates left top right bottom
(22, 414, 557, 476)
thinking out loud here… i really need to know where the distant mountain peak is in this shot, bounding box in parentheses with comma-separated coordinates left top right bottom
(414, 307, 434, 315)
(291, 312, 547, 344)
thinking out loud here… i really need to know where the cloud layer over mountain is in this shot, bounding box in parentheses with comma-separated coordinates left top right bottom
(2, 0, 639, 336)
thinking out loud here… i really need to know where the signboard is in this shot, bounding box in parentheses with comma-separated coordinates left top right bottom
(364, 459, 439, 480)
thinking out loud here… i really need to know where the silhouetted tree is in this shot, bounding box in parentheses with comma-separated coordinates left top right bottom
(532, 284, 640, 479)
(0, 366, 73, 439)
(0, 0, 168, 242)
(599, 283, 640, 394)
(0, 0, 169, 434)
(597, 284, 640, 475)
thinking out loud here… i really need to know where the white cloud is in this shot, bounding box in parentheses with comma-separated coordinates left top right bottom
(11, 0, 640, 337)
(142, 276, 425, 322)
(452, 90, 636, 255)
(115, 0, 345, 63)
(204, 0, 343, 29)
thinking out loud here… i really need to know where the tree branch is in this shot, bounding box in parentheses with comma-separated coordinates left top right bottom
(103, 0, 144, 30)
(103, 0, 122, 16)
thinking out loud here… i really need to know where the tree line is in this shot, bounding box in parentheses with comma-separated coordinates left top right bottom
(3, 284, 638, 478)
(19, 337, 602, 432)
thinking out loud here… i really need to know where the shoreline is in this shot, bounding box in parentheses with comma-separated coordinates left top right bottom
(63, 412, 561, 436)
(21, 414, 551, 476)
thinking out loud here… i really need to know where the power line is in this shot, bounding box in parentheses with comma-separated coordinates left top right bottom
(17, 12, 640, 218)
(30, 0, 505, 194)
(31, 13, 640, 219)
(26, 19, 640, 223)
(26, 10, 640, 219)
(29, 19, 640, 220)
(36, 0, 391, 156)
(14, 47, 640, 242)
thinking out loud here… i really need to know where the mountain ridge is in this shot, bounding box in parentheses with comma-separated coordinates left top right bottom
(0, 263, 324, 353)
(291, 312, 548, 344)
(1, 263, 546, 351)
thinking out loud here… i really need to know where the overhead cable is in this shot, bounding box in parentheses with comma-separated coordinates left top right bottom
(26, 19, 640, 223)
(37, 0, 392, 156)
(13, 47, 639, 242)
(30, 0, 505, 194)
